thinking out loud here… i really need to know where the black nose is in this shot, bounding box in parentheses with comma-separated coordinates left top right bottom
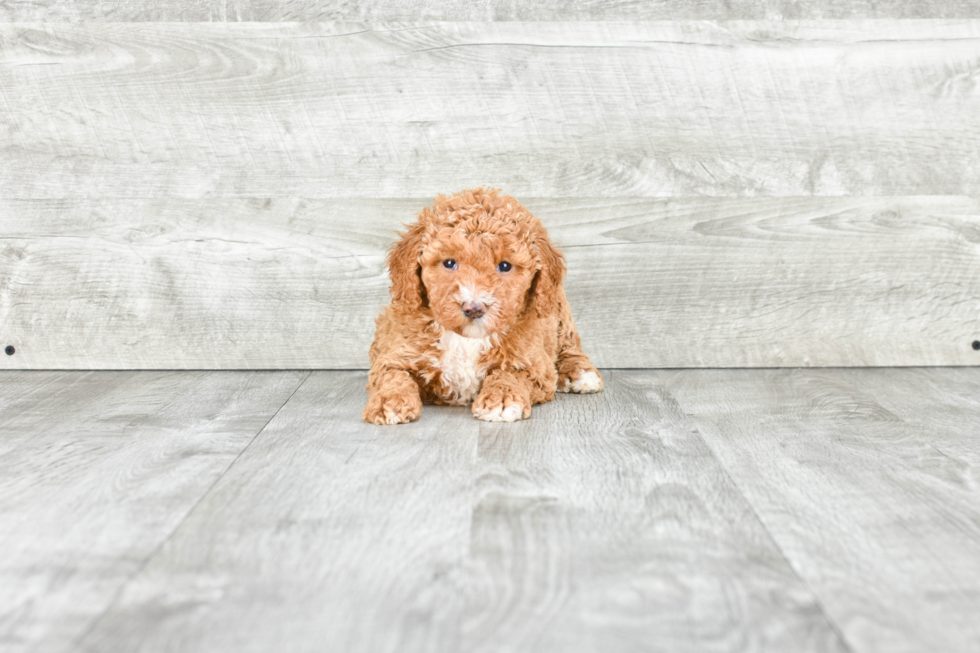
(462, 301, 486, 319)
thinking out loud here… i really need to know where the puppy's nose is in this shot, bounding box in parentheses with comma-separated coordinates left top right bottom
(462, 301, 486, 319)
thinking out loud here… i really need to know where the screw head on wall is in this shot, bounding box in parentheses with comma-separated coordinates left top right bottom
(973, 340, 980, 351)
(4, 345, 14, 356)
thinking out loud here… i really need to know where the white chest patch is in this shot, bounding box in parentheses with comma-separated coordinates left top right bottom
(434, 330, 491, 405)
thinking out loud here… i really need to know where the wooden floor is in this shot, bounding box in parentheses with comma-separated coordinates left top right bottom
(1, 368, 979, 652)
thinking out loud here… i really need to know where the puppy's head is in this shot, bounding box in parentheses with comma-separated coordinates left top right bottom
(387, 188, 565, 338)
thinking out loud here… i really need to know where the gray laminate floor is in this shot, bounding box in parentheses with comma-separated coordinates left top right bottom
(1, 369, 978, 653)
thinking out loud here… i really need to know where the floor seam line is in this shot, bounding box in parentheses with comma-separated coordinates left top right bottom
(674, 401, 857, 653)
(67, 370, 313, 650)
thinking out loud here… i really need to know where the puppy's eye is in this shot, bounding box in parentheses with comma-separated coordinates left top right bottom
(497, 261, 512, 273)
(443, 259, 457, 270)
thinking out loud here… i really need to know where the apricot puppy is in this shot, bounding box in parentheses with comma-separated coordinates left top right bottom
(363, 188, 602, 424)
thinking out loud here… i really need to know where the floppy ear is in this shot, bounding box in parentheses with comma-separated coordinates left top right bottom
(531, 222, 566, 317)
(386, 221, 428, 310)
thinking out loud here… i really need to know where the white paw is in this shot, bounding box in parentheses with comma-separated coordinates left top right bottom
(385, 411, 406, 425)
(570, 370, 603, 394)
(475, 403, 524, 422)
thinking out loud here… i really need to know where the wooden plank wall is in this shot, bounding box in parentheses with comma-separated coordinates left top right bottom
(0, 8, 978, 369)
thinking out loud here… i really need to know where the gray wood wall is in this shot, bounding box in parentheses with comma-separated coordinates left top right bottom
(1, 9, 978, 369)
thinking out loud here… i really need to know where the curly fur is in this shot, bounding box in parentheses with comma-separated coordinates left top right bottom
(363, 187, 602, 424)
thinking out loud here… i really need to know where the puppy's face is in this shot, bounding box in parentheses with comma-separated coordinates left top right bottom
(419, 225, 536, 338)
(386, 189, 565, 338)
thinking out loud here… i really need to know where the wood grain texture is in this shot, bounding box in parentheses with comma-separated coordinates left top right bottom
(2, 21, 979, 198)
(3, 0, 980, 21)
(76, 370, 847, 653)
(662, 367, 980, 652)
(462, 371, 844, 652)
(0, 198, 393, 370)
(0, 370, 307, 653)
(76, 371, 484, 653)
(2, 196, 978, 369)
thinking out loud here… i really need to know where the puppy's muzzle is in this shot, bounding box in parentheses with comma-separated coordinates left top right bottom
(461, 301, 486, 320)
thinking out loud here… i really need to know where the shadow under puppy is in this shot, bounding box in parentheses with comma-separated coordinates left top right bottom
(363, 187, 602, 425)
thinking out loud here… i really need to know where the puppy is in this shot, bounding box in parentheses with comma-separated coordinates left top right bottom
(363, 188, 602, 425)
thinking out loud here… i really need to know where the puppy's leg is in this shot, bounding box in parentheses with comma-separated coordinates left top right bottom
(362, 368, 423, 425)
(555, 303, 603, 394)
(473, 369, 533, 422)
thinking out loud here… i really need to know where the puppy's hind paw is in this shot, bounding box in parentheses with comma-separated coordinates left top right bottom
(362, 391, 422, 425)
(559, 369, 604, 394)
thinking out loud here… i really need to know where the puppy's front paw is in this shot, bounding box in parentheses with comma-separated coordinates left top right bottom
(558, 368, 604, 394)
(362, 390, 422, 425)
(473, 386, 530, 422)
